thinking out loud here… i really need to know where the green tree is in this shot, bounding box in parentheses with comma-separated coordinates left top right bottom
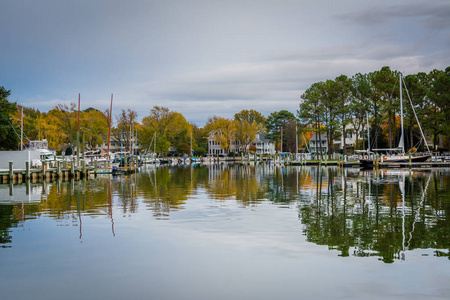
(350, 73, 372, 150)
(429, 66, 450, 150)
(371, 66, 400, 151)
(298, 82, 326, 158)
(0, 86, 19, 150)
(265, 110, 296, 153)
(403, 72, 430, 151)
(192, 124, 208, 156)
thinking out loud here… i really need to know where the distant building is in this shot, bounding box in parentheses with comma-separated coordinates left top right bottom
(309, 133, 328, 154)
(208, 133, 275, 155)
(253, 134, 275, 155)
(99, 134, 139, 154)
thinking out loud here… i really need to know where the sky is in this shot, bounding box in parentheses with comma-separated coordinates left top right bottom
(1, 0, 449, 126)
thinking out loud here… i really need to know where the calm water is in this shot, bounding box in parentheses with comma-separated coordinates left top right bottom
(1, 164, 449, 300)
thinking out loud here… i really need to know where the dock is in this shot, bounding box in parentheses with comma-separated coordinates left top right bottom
(0, 160, 139, 184)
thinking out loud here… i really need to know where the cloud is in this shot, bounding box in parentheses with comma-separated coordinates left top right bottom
(2, 0, 448, 127)
(336, 1, 450, 28)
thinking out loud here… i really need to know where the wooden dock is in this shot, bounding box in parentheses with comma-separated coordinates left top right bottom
(0, 159, 139, 184)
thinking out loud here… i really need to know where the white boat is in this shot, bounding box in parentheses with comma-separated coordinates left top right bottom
(360, 73, 431, 167)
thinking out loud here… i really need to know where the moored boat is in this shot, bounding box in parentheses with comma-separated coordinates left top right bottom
(360, 72, 431, 168)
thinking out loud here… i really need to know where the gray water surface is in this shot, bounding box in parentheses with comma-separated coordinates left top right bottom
(1, 165, 449, 300)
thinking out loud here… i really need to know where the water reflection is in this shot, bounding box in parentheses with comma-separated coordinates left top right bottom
(0, 164, 449, 263)
(298, 168, 450, 262)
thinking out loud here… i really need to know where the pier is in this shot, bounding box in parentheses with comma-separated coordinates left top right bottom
(0, 159, 139, 184)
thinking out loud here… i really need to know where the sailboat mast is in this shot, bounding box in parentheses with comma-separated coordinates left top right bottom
(399, 73, 405, 153)
(107, 94, 113, 161)
(20, 106, 23, 151)
(367, 113, 370, 153)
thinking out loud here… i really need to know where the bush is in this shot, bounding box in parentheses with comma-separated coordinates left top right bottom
(65, 147, 73, 156)
(194, 147, 207, 157)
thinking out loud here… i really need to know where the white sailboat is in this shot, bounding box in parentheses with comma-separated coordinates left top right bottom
(360, 73, 431, 167)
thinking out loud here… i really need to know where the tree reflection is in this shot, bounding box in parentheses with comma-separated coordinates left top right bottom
(298, 169, 450, 262)
(0, 165, 449, 262)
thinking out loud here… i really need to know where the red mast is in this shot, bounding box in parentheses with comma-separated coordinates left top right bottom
(107, 94, 113, 160)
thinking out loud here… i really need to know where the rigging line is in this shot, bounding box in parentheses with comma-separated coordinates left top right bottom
(8, 120, 31, 146)
(402, 76, 431, 153)
(406, 175, 431, 250)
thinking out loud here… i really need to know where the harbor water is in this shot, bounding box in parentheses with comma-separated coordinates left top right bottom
(0, 164, 449, 300)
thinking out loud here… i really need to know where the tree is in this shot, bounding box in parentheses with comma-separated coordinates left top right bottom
(403, 73, 430, 151)
(335, 75, 352, 155)
(116, 109, 138, 153)
(350, 73, 372, 150)
(298, 83, 326, 158)
(234, 119, 258, 154)
(192, 124, 208, 156)
(429, 66, 450, 150)
(166, 112, 192, 155)
(49, 103, 77, 144)
(265, 110, 296, 153)
(234, 109, 265, 154)
(234, 109, 266, 133)
(0, 86, 19, 150)
(204, 116, 236, 154)
(141, 106, 192, 155)
(82, 109, 108, 148)
(371, 66, 400, 151)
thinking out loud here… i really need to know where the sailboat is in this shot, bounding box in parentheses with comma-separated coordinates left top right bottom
(360, 73, 431, 168)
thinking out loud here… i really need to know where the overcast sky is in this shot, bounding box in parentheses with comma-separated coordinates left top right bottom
(1, 0, 449, 126)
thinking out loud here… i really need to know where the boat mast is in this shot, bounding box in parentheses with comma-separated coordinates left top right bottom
(399, 73, 405, 153)
(20, 106, 23, 151)
(107, 94, 113, 161)
(366, 113, 370, 153)
(402, 76, 431, 154)
(77, 93, 80, 166)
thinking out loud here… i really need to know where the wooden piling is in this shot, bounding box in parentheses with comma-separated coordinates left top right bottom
(26, 161, 30, 180)
(9, 161, 13, 181)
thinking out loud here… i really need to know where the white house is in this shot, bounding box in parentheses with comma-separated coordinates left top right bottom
(308, 124, 367, 155)
(253, 134, 275, 154)
(309, 133, 328, 154)
(208, 133, 275, 156)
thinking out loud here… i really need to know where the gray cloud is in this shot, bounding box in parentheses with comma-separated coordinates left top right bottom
(336, 1, 450, 28)
(1, 0, 448, 127)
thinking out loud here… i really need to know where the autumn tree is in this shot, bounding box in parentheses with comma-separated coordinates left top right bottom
(204, 116, 236, 154)
(141, 106, 192, 155)
(81, 109, 109, 148)
(115, 109, 138, 153)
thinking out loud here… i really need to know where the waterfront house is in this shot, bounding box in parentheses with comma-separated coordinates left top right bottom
(208, 133, 275, 156)
(309, 133, 328, 155)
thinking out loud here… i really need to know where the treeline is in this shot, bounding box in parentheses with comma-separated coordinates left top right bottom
(0, 65, 449, 155)
(299, 66, 450, 158)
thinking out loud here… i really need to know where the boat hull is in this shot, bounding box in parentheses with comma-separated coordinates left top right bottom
(360, 154, 431, 168)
